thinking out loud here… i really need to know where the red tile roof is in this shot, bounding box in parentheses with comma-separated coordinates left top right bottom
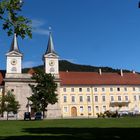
(0, 72, 3, 85)
(59, 72, 140, 85)
(28, 68, 35, 75)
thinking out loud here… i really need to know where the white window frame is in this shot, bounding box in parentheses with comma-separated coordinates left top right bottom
(80, 106, 84, 112)
(79, 95, 83, 102)
(88, 106, 92, 112)
(71, 95, 75, 103)
(95, 96, 98, 102)
(63, 95, 67, 103)
(63, 106, 68, 112)
(87, 95, 91, 102)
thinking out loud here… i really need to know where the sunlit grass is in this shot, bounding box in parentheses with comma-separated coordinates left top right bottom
(0, 117, 140, 139)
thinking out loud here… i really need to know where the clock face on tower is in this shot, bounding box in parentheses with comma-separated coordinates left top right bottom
(49, 60, 55, 66)
(11, 59, 17, 65)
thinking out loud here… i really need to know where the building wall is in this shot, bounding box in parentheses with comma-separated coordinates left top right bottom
(46, 81, 62, 118)
(0, 86, 3, 98)
(60, 85, 140, 118)
(4, 81, 33, 119)
(4, 74, 62, 119)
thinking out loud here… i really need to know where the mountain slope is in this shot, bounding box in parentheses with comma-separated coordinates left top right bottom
(22, 60, 131, 73)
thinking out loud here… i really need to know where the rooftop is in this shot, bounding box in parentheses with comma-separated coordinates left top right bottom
(59, 71, 140, 85)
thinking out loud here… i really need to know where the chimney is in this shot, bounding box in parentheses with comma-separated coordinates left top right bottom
(120, 69, 123, 76)
(99, 69, 102, 75)
(132, 70, 136, 74)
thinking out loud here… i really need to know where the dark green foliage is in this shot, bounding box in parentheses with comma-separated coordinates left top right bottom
(22, 60, 132, 73)
(22, 65, 44, 73)
(28, 69, 58, 118)
(2, 91, 20, 120)
(59, 60, 131, 73)
(0, 0, 32, 39)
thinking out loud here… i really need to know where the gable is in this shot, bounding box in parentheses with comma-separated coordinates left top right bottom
(6, 51, 23, 57)
(44, 53, 58, 58)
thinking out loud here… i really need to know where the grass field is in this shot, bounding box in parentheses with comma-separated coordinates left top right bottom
(0, 117, 140, 140)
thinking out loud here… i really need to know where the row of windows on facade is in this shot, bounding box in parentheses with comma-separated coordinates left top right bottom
(63, 105, 107, 113)
(63, 95, 140, 103)
(63, 87, 140, 92)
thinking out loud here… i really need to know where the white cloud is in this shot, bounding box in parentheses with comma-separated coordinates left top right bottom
(32, 19, 49, 36)
(32, 19, 45, 28)
(33, 28, 49, 35)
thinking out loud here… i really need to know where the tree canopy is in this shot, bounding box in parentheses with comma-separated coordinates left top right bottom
(0, 0, 32, 39)
(2, 91, 20, 120)
(28, 69, 58, 118)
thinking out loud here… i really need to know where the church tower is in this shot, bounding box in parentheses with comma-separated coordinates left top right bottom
(44, 31, 59, 77)
(43, 31, 61, 118)
(6, 33, 23, 74)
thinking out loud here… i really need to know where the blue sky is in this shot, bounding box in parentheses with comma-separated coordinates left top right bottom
(0, 0, 140, 72)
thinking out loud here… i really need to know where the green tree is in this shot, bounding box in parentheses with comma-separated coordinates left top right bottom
(28, 69, 58, 118)
(0, 0, 32, 39)
(3, 91, 20, 120)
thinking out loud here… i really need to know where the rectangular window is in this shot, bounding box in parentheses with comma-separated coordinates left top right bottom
(63, 96, 67, 102)
(102, 96, 106, 102)
(87, 96, 91, 102)
(118, 96, 121, 101)
(11, 89, 14, 92)
(133, 87, 136, 91)
(88, 106, 91, 112)
(87, 88, 90, 92)
(110, 87, 113, 92)
(95, 106, 99, 111)
(79, 96, 83, 102)
(124, 87, 127, 91)
(139, 95, 140, 101)
(134, 95, 137, 101)
(125, 96, 128, 101)
(94, 88, 97, 92)
(64, 107, 68, 112)
(111, 96, 114, 102)
(71, 88, 74, 92)
(80, 106, 84, 112)
(102, 88, 105, 92)
(71, 96, 75, 102)
(95, 96, 98, 102)
(117, 87, 120, 91)
(63, 88, 66, 92)
(79, 88, 82, 92)
(103, 106, 106, 112)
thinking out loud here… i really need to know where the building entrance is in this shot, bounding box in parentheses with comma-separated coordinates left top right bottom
(71, 107, 77, 117)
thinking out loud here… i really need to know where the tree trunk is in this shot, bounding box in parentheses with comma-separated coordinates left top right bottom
(7, 112, 8, 120)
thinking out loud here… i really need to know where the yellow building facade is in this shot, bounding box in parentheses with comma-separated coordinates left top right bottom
(59, 73, 140, 118)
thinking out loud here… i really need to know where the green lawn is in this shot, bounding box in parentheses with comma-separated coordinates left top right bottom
(0, 117, 140, 140)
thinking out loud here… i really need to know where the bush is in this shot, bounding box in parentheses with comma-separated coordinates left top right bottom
(97, 110, 120, 118)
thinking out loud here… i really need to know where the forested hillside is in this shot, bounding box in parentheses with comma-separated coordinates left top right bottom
(22, 60, 131, 73)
